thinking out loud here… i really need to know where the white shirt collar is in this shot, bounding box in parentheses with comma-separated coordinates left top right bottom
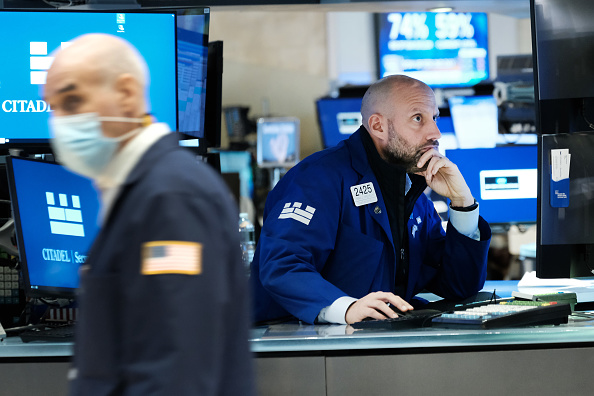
(95, 122, 171, 221)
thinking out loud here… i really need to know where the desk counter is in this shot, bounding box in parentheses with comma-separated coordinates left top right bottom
(2, 280, 594, 395)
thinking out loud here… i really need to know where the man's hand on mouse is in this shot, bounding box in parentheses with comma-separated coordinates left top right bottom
(345, 291, 414, 324)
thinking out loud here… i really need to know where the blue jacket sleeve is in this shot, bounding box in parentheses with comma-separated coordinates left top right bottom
(257, 162, 350, 324)
(415, 198, 491, 301)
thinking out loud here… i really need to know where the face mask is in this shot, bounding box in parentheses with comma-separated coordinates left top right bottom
(49, 112, 145, 179)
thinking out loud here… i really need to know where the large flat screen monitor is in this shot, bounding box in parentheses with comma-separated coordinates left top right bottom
(6, 156, 101, 298)
(376, 12, 489, 87)
(446, 145, 537, 226)
(0, 8, 210, 150)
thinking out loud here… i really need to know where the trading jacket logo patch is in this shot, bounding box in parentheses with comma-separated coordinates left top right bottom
(278, 202, 316, 225)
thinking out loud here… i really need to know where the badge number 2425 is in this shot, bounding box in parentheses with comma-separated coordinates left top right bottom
(350, 182, 378, 207)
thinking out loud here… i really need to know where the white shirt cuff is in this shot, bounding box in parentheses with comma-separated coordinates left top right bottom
(317, 296, 358, 324)
(448, 204, 480, 240)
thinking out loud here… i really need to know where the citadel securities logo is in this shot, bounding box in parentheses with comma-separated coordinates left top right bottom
(46, 192, 85, 238)
(1, 41, 71, 114)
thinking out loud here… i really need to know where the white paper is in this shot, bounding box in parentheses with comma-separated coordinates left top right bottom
(550, 148, 570, 182)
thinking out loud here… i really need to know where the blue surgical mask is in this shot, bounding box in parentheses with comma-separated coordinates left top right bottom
(49, 112, 144, 179)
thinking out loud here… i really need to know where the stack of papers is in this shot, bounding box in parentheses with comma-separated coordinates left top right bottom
(518, 271, 594, 303)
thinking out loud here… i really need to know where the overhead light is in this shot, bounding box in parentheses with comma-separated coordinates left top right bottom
(428, 7, 454, 13)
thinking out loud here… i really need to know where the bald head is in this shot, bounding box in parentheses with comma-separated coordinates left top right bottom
(361, 75, 431, 130)
(44, 34, 150, 139)
(49, 33, 148, 94)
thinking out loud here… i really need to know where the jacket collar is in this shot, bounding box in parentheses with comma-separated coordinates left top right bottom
(123, 132, 181, 187)
(346, 126, 427, 193)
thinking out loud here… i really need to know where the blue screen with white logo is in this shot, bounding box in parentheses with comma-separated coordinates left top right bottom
(7, 157, 101, 297)
(377, 12, 489, 87)
(0, 11, 177, 145)
(446, 145, 537, 225)
(316, 97, 363, 148)
(257, 118, 300, 168)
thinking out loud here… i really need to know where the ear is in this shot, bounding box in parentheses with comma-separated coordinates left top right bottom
(114, 73, 142, 117)
(367, 113, 387, 142)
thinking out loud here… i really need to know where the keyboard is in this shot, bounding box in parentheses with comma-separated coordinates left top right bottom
(431, 301, 571, 329)
(19, 324, 75, 343)
(351, 309, 442, 330)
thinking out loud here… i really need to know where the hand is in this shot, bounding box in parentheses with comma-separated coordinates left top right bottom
(415, 148, 474, 207)
(345, 291, 414, 324)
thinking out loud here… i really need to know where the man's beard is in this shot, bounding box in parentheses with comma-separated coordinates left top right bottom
(384, 119, 438, 173)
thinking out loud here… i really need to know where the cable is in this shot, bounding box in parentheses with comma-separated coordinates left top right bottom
(581, 99, 594, 130)
(42, 0, 74, 8)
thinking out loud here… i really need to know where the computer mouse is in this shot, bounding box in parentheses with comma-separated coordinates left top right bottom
(387, 303, 413, 316)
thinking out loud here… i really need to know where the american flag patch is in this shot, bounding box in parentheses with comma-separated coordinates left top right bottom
(141, 241, 202, 275)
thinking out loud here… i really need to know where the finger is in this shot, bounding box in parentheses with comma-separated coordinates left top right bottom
(351, 305, 386, 323)
(347, 298, 391, 323)
(426, 158, 451, 183)
(362, 295, 398, 319)
(371, 300, 398, 319)
(416, 148, 439, 170)
(366, 308, 394, 321)
(385, 295, 414, 312)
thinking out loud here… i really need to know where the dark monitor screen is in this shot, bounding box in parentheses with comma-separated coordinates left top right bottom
(6, 156, 101, 298)
(446, 145, 537, 225)
(316, 97, 363, 148)
(532, 0, 594, 101)
(376, 12, 489, 87)
(0, 8, 210, 149)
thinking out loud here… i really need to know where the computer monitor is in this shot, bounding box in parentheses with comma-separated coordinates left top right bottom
(219, 151, 254, 200)
(0, 8, 211, 151)
(256, 117, 300, 168)
(376, 12, 489, 87)
(6, 156, 101, 298)
(201, 40, 223, 150)
(175, 8, 211, 141)
(532, 0, 594, 279)
(446, 145, 537, 226)
(448, 96, 499, 148)
(316, 97, 363, 148)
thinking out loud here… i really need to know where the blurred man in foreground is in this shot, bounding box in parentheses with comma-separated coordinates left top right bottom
(44, 33, 254, 396)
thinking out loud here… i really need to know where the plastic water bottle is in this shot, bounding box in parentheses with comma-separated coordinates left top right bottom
(239, 213, 256, 275)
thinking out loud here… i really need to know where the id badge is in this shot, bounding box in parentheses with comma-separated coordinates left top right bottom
(350, 182, 378, 207)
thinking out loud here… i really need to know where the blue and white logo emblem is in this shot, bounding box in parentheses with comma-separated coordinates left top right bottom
(29, 41, 72, 85)
(278, 202, 316, 225)
(46, 192, 85, 237)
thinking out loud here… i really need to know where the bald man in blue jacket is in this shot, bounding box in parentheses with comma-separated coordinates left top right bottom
(252, 75, 491, 325)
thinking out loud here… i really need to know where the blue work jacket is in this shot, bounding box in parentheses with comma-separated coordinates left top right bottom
(252, 128, 491, 324)
(70, 133, 254, 396)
